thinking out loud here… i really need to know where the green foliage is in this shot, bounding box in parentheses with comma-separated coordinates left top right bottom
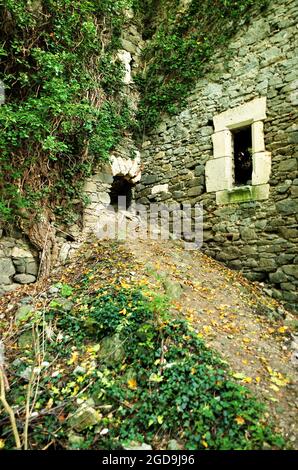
(1, 239, 285, 450)
(7, 286, 282, 449)
(53, 284, 284, 449)
(135, 0, 269, 133)
(0, 0, 134, 223)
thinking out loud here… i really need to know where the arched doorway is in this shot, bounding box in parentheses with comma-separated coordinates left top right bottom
(109, 176, 134, 210)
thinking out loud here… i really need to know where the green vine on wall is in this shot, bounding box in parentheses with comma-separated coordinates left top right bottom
(0, 0, 270, 227)
(0, 0, 134, 225)
(134, 0, 269, 135)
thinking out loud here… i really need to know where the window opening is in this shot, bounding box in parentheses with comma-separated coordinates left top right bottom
(232, 126, 253, 186)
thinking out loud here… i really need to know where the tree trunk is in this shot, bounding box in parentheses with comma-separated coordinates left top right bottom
(25, 212, 58, 280)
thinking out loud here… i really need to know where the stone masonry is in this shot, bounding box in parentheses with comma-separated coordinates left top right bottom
(135, 0, 298, 311)
(0, 235, 39, 294)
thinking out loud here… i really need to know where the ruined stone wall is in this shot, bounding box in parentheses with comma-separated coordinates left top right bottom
(135, 0, 298, 311)
(0, 233, 39, 294)
(0, 8, 144, 294)
(83, 9, 143, 234)
(83, 138, 141, 233)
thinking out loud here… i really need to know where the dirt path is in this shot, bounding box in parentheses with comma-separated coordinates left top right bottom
(126, 237, 298, 448)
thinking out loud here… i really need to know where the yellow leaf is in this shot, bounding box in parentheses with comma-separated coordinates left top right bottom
(235, 416, 245, 425)
(0, 439, 5, 449)
(68, 351, 79, 365)
(203, 325, 212, 334)
(201, 440, 208, 448)
(269, 384, 280, 392)
(255, 376, 261, 383)
(277, 326, 288, 334)
(71, 385, 80, 396)
(127, 378, 137, 390)
(243, 338, 251, 344)
(120, 280, 130, 289)
(119, 308, 127, 315)
(242, 377, 252, 384)
(157, 415, 163, 424)
(46, 398, 54, 410)
(270, 375, 289, 387)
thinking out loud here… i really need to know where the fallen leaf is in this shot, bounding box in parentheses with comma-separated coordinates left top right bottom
(242, 377, 252, 384)
(127, 378, 137, 390)
(235, 416, 245, 425)
(269, 384, 280, 392)
(68, 351, 79, 365)
(233, 372, 246, 380)
(277, 326, 288, 334)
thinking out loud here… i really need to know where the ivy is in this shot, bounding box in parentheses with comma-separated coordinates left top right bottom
(0, 0, 134, 224)
(134, 0, 269, 134)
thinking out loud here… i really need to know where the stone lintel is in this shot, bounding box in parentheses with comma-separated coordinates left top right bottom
(213, 97, 267, 132)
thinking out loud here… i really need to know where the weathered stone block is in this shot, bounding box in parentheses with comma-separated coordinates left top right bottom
(283, 265, 298, 278)
(0, 258, 15, 277)
(240, 227, 256, 241)
(252, 152, 271, 185)
(26, 260, 38, 276)
(276, 198, 298, 215)
(205, 157, 233, 192)
(151, 184, 169, 195)
(83, 181, 97, 193)
(212, 130, 233, 158)
(0, 275, 11, 285)
(14, 274, 36, 284)
(278, 159, 297, 172)
(142, 175, 159, 185)
(213, 97, 267, 132)
(252, 121, 265, 153)
(269, 269, 288, 284)
(69, 402, 101, 432)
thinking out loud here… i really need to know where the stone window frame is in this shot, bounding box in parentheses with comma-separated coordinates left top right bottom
(205, 97, 271, 204)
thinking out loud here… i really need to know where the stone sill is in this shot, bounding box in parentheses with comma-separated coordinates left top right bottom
(216, 184, 270, 205)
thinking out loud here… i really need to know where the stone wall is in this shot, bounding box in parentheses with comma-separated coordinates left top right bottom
(83, 9, 143, 235)
(135, 0, 298, 311)
(0, 235, 39, 294)
(83, 138, 142, 234)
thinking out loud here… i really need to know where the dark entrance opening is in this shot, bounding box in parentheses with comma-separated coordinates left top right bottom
(110, 176, 133, 210)
(232, 126, 253, 186)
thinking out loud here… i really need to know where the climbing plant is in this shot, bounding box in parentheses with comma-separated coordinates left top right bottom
(0, 0, 134, 226)
(0, 0, 270, 271)
(133, 0, 269, 134)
